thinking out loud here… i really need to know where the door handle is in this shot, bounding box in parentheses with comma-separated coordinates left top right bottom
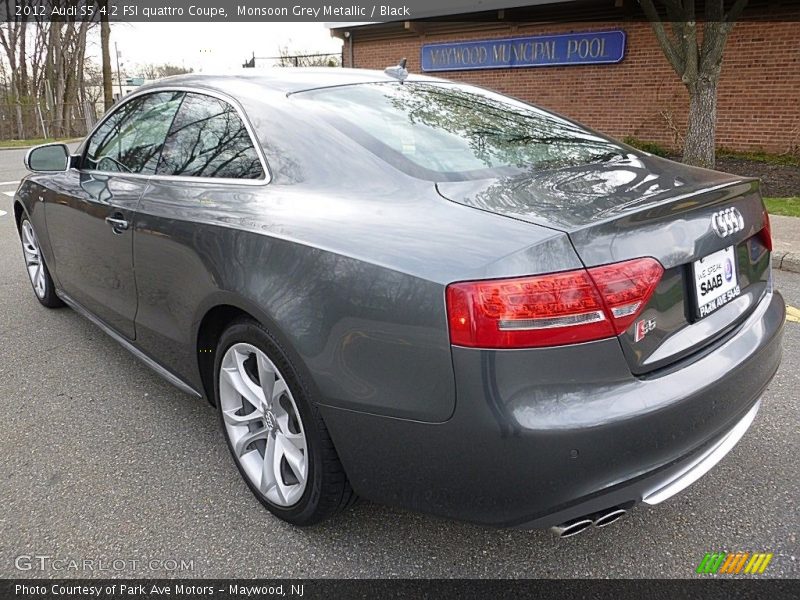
(105, 215, 129, 233)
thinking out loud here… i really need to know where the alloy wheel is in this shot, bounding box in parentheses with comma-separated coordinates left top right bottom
(219, 343, 308, 507)
(21, 220, 46, 299)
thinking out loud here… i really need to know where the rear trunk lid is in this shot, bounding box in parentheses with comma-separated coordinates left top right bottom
(436, 153, 772, 373)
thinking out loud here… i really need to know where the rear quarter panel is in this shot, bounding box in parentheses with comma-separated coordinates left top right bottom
(134, 177, 462, 422)
(132, 173, 580, 423)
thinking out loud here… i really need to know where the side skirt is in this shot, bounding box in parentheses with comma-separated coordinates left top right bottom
(57, 290, 203, 399)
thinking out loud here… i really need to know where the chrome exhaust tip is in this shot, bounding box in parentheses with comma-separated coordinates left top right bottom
(550, 517, 594, 538)
(593, 507, 627, 528)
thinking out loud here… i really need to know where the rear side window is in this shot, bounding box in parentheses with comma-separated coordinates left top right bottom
(295, 82, 626, 181)
(84, 91, 184, 174)
(156, 93, 264, 180)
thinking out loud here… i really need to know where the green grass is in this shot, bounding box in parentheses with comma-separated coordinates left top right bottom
(0, 137, 81, 149)
(764, 197, 800, 217)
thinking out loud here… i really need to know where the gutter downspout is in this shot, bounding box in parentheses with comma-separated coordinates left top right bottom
(348, 31, 355, 68)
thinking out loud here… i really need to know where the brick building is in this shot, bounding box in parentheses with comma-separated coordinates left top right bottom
(329, 1, 800, 154)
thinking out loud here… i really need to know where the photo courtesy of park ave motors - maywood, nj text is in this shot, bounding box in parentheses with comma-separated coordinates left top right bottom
(0, 0, 799, 595)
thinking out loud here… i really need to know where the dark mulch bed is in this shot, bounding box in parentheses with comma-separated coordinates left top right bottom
(660, 155, 800, 197)
(712, 157, 800, 198)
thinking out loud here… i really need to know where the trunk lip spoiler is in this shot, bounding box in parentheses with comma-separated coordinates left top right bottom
(436, 174, 761, 234)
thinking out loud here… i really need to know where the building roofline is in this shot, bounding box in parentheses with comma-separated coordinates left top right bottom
(324, 22, 373, 29)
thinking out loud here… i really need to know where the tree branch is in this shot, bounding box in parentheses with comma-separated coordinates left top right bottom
(682, 0, 699, 84)
(638, 0, 686, 76)
(724, 0, 749, 32)
(700, 0, 748, 74)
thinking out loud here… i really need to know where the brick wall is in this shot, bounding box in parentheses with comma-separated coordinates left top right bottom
(346, 20, 800, 154)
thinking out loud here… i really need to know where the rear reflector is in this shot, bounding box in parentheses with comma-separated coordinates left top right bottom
(446, 258, 663, 349)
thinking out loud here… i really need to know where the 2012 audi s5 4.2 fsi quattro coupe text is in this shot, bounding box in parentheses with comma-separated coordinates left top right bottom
(14, 69, 784, 536)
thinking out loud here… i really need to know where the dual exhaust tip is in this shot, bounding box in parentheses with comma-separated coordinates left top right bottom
(550, 507, 627, 538)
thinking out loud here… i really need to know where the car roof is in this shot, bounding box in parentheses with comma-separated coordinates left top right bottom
(136, 68, 446, 97)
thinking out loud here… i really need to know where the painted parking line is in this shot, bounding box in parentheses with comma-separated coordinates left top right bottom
(2, 191, 15, 197)
(787, 305, 800, 324)
(0, 210, 6, 217)
(0, 180, 20, 186)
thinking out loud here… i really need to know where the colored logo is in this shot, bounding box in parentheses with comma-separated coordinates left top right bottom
(634, 317, 656, 342)
(724, 258, 733, 282)
(696, 552, 773, 575)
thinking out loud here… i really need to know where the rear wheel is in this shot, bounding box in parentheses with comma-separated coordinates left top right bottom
(214, 319, 355, 525)
(19, 217, 63, 308)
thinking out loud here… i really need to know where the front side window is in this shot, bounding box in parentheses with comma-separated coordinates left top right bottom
(156, 93, 264, 180)
(295, 82, 626, 181)
(84, 91, 184, 174)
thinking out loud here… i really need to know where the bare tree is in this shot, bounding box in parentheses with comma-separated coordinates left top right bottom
(135, 63, 193, 79)
(0, 1, 98, 138)
(275, 46, 341, 67)
(83, 62, 104, 106)
(99, 0, 113, 110)
(137, 63, 160, 79)
(156, 63, 194, 77)
(639, 0, 748, 168)
(0, 17, 26, 137)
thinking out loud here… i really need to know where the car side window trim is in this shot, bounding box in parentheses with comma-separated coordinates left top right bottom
(78, 86, 272, 186)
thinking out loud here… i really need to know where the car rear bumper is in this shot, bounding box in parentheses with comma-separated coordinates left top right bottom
(512, 396, 766, 530)
(641, 398, 761, 506)
(320, 289, 784, 528)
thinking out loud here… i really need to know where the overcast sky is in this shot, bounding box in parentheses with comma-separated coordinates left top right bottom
(86, 22, 344, 73)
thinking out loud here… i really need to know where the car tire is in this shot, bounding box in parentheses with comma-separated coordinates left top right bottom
(19, 217, 64, 309)
(214, 318, 356, 526)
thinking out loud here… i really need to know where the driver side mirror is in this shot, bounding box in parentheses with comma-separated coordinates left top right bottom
(25, 143, 71, 172)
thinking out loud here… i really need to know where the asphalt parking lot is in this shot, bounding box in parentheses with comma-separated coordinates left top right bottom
(0, 146, 797, 579)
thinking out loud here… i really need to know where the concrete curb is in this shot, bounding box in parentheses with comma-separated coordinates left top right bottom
(774, 252, 800, 273)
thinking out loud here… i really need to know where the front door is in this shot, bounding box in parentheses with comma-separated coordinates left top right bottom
(45, 91, 184, 339)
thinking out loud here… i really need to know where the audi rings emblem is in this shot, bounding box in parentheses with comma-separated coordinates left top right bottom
(711, 207, 745, 238)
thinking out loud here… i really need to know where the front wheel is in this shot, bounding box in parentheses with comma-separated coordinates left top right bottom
(19, 217, 63, 308)
(214, 319, 355, 525)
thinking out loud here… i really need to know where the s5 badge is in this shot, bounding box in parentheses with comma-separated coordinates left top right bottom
(634, 317, 657, 342)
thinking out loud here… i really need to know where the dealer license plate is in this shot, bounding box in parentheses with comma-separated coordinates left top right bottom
(693, 246, 740, 318)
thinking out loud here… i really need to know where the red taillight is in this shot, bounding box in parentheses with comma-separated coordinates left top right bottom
(587, 258, 664, 334)
(759, 209, 773, 252)
(446, 258, 663, 349)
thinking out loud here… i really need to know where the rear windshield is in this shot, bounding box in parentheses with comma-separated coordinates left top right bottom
(295, 82, 626, 181)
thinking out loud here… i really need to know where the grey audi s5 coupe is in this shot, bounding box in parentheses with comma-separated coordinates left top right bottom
(15, 68, 784, 536)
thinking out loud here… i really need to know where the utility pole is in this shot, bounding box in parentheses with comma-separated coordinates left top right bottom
(115, 41, 123, 98)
